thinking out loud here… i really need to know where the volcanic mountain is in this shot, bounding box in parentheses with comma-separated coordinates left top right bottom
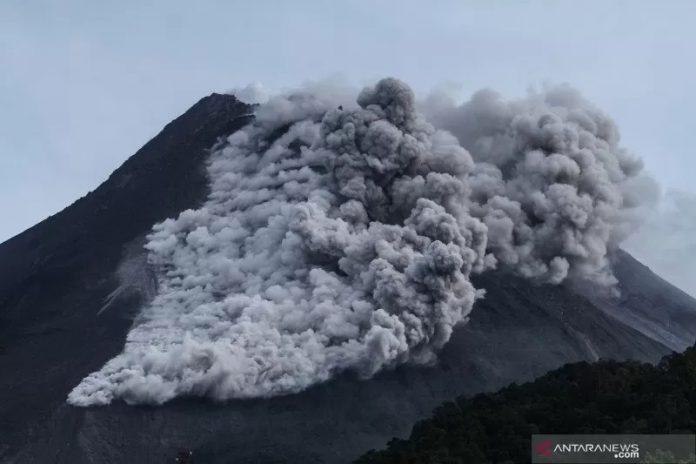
(1, 92, 695, 463)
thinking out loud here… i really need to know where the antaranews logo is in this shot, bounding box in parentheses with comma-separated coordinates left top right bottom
(532, 435, 695, 464)
(553, 442, 639, 459)
(532, 437, 639, 462)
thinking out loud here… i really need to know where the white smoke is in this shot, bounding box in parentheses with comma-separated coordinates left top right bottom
(68, 78, 649, 406)
(226, 82, 269, 104)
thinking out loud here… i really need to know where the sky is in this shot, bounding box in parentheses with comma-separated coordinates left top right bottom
(1, 0, 695, 292)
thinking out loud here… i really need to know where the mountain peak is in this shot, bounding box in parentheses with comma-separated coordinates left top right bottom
(1, 92, 695, 464)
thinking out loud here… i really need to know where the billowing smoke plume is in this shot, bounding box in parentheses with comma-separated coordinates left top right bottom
(68, 78, 648, 406)
(425, 85, 646, 286)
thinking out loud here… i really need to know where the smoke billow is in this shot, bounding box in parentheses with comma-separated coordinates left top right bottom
(68, 78, 649, 406)
(425, 85, 647, 286)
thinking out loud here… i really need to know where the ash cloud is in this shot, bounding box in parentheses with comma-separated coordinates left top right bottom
(425, 85, 649, 286)
(68, 78, 650, 406)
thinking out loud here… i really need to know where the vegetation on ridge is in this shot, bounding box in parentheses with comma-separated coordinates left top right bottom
(356, 345, 696, 463)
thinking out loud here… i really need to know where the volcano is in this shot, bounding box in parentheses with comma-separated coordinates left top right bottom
(1, 92, 695, 464)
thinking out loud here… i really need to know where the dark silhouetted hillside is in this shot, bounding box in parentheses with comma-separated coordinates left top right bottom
(357, 344, 696, 464)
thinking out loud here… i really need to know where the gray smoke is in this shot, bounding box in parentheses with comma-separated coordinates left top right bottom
(68, 78, 648, 406)
(68, 79, 489, 406)
(425, 85, 647, 286)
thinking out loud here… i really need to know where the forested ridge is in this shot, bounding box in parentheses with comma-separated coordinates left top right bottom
(356, 344, 696, 463)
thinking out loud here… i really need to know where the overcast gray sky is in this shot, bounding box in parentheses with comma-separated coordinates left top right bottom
(1, 0, 695, 292)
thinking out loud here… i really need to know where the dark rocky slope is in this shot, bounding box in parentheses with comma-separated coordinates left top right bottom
(0, 94, 694, 464)
(0, 94, 253, 462)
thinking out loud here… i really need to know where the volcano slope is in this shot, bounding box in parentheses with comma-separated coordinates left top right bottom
(0, 92, 695, 464)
